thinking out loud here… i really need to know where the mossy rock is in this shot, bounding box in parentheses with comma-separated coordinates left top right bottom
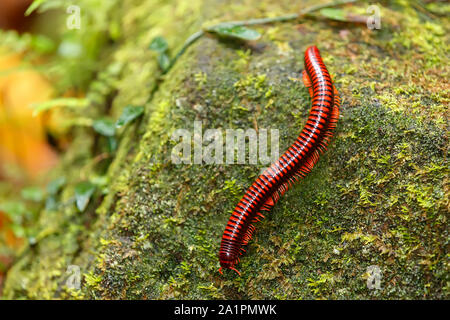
(3, 0, 449, 299)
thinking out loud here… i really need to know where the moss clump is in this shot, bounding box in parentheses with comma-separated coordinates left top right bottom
(4, 0, 449, 299)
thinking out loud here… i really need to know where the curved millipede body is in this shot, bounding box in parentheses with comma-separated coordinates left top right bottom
(219, 46, 341, 275)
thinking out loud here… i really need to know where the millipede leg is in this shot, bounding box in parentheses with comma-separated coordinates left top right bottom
(302, 70, 314, 98)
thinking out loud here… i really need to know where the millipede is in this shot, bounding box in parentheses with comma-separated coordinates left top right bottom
(219, 46, 341, 275)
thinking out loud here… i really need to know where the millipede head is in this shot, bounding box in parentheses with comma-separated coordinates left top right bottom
(219, 252, 241, 276)
(219, 257, 236, 270)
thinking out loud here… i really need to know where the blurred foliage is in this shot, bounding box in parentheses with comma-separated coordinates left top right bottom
(0, 0, 122, 294)
(1, 0, 120, 91)
(32, 0, 120, 92)
(115, 106, 144, 129)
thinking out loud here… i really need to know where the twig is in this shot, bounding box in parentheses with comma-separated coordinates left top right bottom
(164, 0, 360, 73)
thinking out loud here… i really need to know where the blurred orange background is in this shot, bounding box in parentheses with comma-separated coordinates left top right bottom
(0, 0, 60, 293)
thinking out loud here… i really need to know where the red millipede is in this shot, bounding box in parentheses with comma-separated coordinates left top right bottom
(219, 46, 341, 275)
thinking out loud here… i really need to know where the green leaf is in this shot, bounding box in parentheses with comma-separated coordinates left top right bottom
(157, 53, 171, 72)
(93, 118, 116, 137)
(21, 187, 44, 202)
(91, 176, 108, 188)
(115, 105, 144, 128)
(109, 21, 122, 40)
(0, 202, 27, 218)
(319, 8, 347, 21)
(47, 177, 66, 195)
(25, 0, 47, 16)
(74, 181, 96, 212)
(206, 24, 261, 41)
(31, 98, 88, 116)
(30, 35, 56, 54)
(319, 7, 368, 23)
(149, 36, 169, 52)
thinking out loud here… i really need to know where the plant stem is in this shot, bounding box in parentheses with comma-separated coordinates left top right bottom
(165, 30, 204, 73)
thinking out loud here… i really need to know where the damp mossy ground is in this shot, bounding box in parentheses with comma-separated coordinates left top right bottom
(3, 0, 449, 299)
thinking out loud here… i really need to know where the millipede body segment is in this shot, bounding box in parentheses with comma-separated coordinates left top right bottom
(219, 46, 341, 275)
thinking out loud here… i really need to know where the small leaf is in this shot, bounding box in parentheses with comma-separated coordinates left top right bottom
(31, 98, 88, 116)
(157, 53, 171, 72)
(45, 196, 57, 211)
(30, 35, 56, 54)
(74, 181, 95, 212)
(206, 24, 261, 41)
(58, 40, 83, 58)
(93, 118, 116, 137)
(91, 176, 108, 188)
(319, 8, 347, 21)
(47, 177, 66, 195)
(21, 187, 44, 202)
(149, 36, 169, 52)
(115, 105, 144, 128)
(25, 0, 47, 16)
